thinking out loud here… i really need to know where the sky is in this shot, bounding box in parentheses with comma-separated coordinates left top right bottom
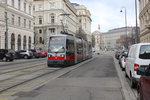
(70, 0, 138, 32)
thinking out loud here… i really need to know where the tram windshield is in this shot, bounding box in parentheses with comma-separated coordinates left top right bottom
(48, 37, 65, 53)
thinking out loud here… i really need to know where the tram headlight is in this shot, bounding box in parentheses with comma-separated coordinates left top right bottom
(60, 54, 65, 57)
(48, 54, 53, 57)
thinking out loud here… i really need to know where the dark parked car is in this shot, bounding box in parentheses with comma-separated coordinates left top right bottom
(0, 49, 14, 61)
(137, 65, 150, 100)
(115, 50, 122, 60)
(15, 50, 33, 59)
(29, 49, 41, 58)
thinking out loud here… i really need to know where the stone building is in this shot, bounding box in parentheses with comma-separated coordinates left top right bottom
(33, 0, 78, 50)
(102, 27, 135, 49)
(73, 4, 92, 42)
(0, 0, 34, 50)
(139, 0, 150, 42)
(92, 31, 104, 51)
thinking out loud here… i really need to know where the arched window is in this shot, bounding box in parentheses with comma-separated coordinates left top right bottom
(39, 37, 42, 43)
(11, 33, 15, 50)
(17, 35, 21, 50)
(23, 35, 26, 49)
(50, 13, 55, 24)
(28, 37, 31, 49)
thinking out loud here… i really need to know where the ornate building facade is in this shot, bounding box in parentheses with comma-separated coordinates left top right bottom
(33, 0, 78, 50)
(0, 0, 34, 50)
(73, 4, 92, 42)
(139, 0, 150, 42)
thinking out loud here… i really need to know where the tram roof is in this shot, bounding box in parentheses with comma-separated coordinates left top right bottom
(49, 34, 74, 37)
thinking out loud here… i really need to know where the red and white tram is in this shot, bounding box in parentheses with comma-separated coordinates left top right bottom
(47, 34, 92, 67)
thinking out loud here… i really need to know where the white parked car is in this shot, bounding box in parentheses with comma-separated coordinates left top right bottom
(119, 51, 128, 70)
(125, 43, 150, 88)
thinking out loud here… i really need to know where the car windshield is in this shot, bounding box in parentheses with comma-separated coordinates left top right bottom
(139, 45, 150, 59)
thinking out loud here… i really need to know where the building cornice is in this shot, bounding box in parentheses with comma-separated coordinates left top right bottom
(140, 28, 150, 37)
(63, 0, 77, 17)
(5, 5, 33, 20)
(139, 1, 150, 18)
(78, 15, 92, 21)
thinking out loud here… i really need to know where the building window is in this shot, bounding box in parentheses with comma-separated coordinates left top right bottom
(79, 19, 82, 23)
(24, 19, 26, 28)
(50, 14, 55, 24)
(18, 0, 21, 10)
(29, 5, 31, 14)
(24, 2, 26, 12)
(17, 35, 21, 50)
(39, 29, 42, 34)
(18, 17, 21, 26)
(11, 33, 15, 50)
(39, 5, 42, 10)
(12, 14, 14, 25)
(12, 0, 14, 7)
(29, 20, 31, 29)
(33, 6, 35, 11)
(39, 37, 42, 43)
(23, 35, 26, 49)
(49, 28, 55, 33)
(28, 37, 31, 49)
(39, 17, 42, 24)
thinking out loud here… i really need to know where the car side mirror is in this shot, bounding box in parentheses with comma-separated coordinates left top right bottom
(137, 67, 146, 75)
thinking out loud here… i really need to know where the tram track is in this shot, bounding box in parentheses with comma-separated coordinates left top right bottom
(0, 66, 61, 94)
(0, 62, 46, 75)
(0, 58, 46, 67)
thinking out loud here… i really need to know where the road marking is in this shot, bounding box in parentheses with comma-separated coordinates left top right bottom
(0, 92, 16, 96)
(0, 98, 8, 100)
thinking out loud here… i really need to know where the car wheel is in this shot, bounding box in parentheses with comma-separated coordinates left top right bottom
(121, 67, 125, 71)
(130, 77, 137, 88)
(24, 55, 28, 59)
(2, 57, 7, 62)
(9, 59, 13, 62)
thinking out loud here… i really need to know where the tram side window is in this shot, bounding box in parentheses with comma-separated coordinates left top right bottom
(66, 39, 75, 56)
(77, 42, 83, 54)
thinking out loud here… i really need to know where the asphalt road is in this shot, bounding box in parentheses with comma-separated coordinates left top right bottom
(15, 55, 123, 100)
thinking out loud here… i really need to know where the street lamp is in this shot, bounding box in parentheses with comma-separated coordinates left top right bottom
(120, 7, 128, 49)
(135, 0, 140, 43)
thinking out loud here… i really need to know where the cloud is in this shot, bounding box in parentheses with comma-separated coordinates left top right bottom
(70, 0, 137, 32)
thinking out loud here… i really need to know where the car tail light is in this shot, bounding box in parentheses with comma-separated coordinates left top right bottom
(134, 64, 139, 71)
(124, 57, 126, 62)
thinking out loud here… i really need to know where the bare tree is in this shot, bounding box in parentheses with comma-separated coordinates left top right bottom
(116, 34, 133, 49)
(76, 27, 87, 41)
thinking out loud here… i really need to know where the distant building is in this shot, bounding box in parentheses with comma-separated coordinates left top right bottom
(0, 0, 34, 50)
(102, 27, 136, 49)
(139, 0, 150, 42)
(92, 31, 104, 51)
